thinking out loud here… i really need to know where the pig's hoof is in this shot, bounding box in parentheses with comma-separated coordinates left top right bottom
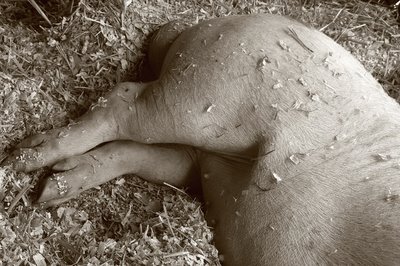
(36, 156, 96, 206)
(2, 107, 120, 172)
(34, 140, 138, 207)
(2, 131, 64, 172)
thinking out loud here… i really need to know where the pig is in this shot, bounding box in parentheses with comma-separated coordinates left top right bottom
(3, 14, 400, 265)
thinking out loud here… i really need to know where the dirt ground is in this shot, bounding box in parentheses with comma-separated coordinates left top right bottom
(0, 0, 399, 265)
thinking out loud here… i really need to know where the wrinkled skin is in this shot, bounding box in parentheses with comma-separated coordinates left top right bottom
(3, 15, 400, 265)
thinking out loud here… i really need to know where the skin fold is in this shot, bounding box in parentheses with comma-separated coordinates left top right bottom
(3, 14, 400, 265)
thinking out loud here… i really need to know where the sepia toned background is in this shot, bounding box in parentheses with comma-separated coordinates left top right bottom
(0, 0, 399, 264)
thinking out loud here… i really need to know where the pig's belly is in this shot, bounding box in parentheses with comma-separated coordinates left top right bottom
(198, 124, 400, 265)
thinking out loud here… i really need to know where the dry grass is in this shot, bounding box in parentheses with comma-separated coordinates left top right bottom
(0, 0, 399, 265)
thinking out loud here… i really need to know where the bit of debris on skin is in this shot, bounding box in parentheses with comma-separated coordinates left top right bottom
(271, 172, 282, 183)
(269, 225, 275, 231)
(323, 80, 337, 94)
(235, 211, 241, 217)
(374, 222, 383, 228)
(272, 81, 283, 90)
(298, 77, 307, 86)
(57, 131, 69, 138)
(218, 34, 223, 40)
(350, 137, 358, 145)
(271, 103, 280, 119)
(287, 26, 314, 53)
(66, 121, 79, 129)
(334, 133, 347, 141)
(309, 93, 321, 102)
(51, 174, 69, 196)
(328, 249, 338, 256)
(275, 58, 280, 69)
(331, 70, 344, 78)
(90, 96, 108, 110)
(292, 100, 304, 110)
(291, 100, 315, 116)
(203, 173, 210, 179)
(257, 56, 271, 71)
(16, 149, 44, 164)
(385, 188, 400, 202)
(278, 40, 291, 51)
(375, 154, 392, 162)
(289, 154, 301, 165)
(182, 63, 197, 74)
(323, 52, 334, 66)
(237, 42, 250, 54)
(205, 104, 216, 113)
(116, 92, 128, 101)
(327, 145, 335, 150)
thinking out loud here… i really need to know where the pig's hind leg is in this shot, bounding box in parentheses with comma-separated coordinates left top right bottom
(3, 81, 201, 206)
(1, 82, 147, 172)
(35, 140, 200, 207)
(1, 20, 190, 173)
(1, 20, 199, 207)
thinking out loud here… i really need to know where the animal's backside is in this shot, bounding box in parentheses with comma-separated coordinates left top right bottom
(3, 15, 400, 265)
